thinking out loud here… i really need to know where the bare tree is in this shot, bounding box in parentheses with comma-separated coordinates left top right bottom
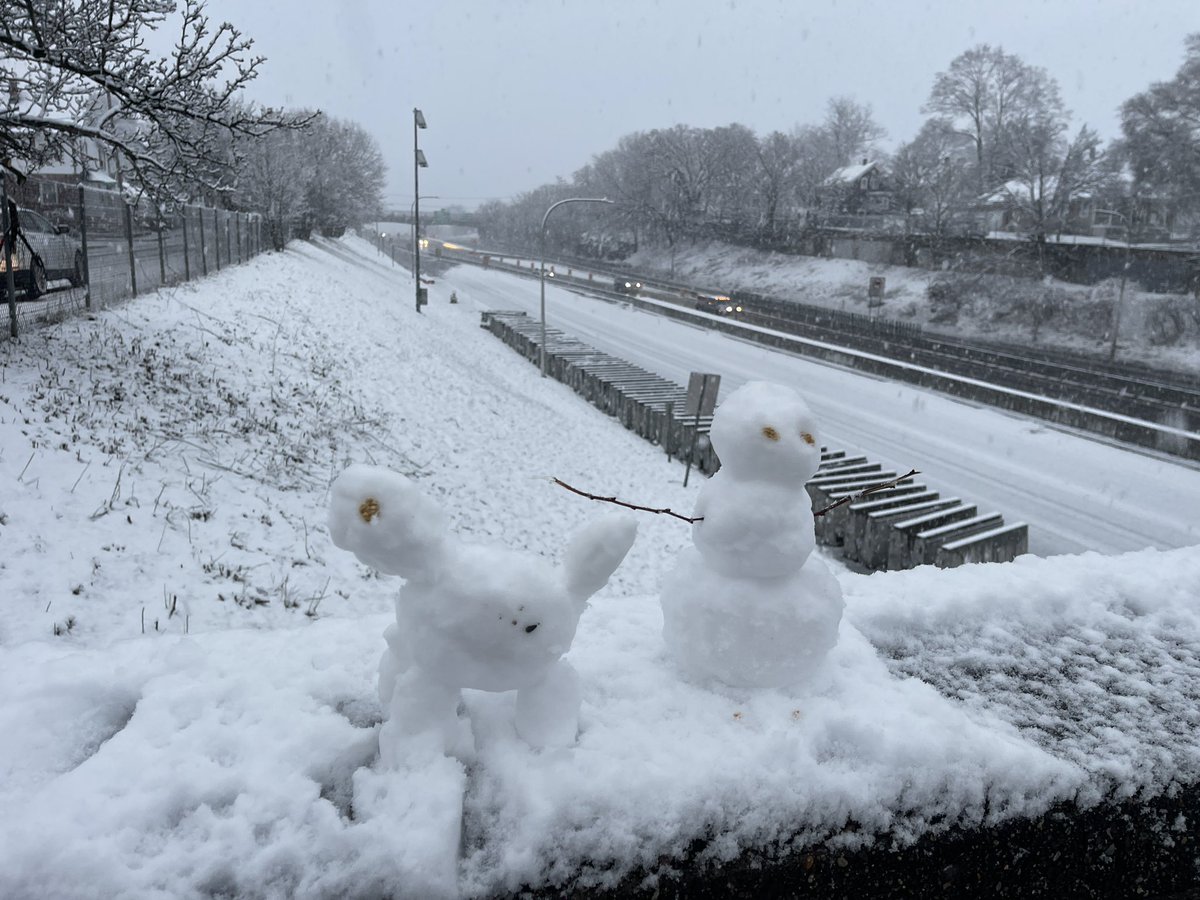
(823, 96, 885, 167)
(0, 0, 307, 196)
(924, 44, 1063, 194)
(235, 112, 313, 249)
(756, 130, 801, 236)
(302, 116, 386, 237)
(890, 118, 975, 235)
(1121, 33, 1200, 234)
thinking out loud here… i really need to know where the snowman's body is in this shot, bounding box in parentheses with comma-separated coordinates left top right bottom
(329, 465, 637, 755)
(661, 381, 844, 688)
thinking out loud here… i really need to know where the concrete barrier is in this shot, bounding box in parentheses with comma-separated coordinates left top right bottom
(888, 504, 979, 571)
(482, 309, 1030, 571)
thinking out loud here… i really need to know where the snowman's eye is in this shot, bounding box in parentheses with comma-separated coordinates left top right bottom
(761, 426, 780, 441)
(358, 497, 380, 522)
(800, 431, 816, 446)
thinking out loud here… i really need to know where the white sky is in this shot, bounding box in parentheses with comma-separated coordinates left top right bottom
(200, 0, 1199, 210)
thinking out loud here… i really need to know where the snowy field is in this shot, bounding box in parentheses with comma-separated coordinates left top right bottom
(1, 236, 1199, 898)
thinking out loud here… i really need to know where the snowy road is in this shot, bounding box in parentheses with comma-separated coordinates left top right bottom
(443, 264, 1200, 558)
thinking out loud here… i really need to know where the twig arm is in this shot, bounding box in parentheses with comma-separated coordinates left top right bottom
(552, 478, 703, 523)
(812, 469, 920, 517)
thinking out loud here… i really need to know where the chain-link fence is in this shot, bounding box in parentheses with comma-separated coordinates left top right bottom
(2, 173, 263, 339)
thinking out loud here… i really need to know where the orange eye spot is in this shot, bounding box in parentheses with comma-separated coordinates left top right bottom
(761, 426, 780, 441)
(800, 431, 816, 446)
(358, 498, 380, 523)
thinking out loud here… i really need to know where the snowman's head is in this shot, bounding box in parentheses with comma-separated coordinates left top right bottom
(709, 381, 822, 483)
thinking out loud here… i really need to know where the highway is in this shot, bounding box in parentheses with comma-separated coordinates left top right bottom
(443, 262, 1200, 559)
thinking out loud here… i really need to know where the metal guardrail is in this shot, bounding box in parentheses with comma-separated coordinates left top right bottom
(481, 309, 1027, 571)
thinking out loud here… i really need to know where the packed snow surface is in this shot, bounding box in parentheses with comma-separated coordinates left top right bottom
(1, 236, 1199, 899)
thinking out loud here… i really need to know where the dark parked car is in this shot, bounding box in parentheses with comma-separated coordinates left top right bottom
(614, 276, 643, 295)
(694, 292, 745, 318)
(0, 205, 85, 299)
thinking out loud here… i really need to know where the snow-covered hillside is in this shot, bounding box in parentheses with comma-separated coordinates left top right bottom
(624, 239, 1200, 373)
(1, 236, 1198, 899)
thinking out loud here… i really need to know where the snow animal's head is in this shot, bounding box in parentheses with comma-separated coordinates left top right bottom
(328, 465, 638, 690)
(709, 381, 822, 483)
(327, 464, 451, 582)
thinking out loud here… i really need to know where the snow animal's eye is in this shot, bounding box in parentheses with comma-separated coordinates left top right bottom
(359, 497, 380, 522)
(761, 426, 780, 441)
(800, 431, 816, 446)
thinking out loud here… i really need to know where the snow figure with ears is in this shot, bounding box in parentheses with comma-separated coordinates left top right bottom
(328, 464, 637, 757)
(660, 381, 844, 688)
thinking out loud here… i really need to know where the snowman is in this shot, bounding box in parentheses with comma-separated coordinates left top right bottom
(660, 381, 844, 688)
(328, 464, 637, 757)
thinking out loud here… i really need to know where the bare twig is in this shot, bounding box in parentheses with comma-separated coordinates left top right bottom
(555, 468, 920, 524)
(552, 477, 703, 523)
(70, 461, 91, 493)
(813, 469, 920, 517)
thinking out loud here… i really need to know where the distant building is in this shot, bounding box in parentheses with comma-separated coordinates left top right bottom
(820, 159, 894, 214)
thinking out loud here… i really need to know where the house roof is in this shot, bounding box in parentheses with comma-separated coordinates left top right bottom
(824, 160, 879, 186)
(978, 178, 1066, 206)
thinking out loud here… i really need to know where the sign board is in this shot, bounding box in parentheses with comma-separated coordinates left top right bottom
(685, 372, 721, 417)
(868, 276, 886, 307)
(417, 287, 428, 307)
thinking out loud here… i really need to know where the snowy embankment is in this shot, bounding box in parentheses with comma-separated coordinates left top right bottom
(1, 236, 1198, 899)
(623, 238, 1200, 371)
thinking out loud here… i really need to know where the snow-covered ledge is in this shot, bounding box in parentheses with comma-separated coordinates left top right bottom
(2, 545, 1198, 899)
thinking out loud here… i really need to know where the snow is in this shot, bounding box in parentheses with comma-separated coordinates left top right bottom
(621, 238, 1200, 372)
(662, 381, 843, 688)
(1, 235, 1199, 898)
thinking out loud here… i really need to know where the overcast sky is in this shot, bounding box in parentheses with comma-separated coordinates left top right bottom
(203, 0, 1199, 211)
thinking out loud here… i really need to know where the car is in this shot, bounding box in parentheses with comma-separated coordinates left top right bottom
(613, 276, 643, 295)
(0, 205, 85, 299)
(694, 292, 745, 318)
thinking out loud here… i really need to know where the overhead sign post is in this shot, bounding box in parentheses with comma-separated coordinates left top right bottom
(683, 372, 720, 487)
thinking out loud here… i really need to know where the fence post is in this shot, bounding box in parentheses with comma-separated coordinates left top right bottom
(236, 214, 242, 264)
(77, 184, 92, 310)
(2, 178, 18, 338)
(225, 215, 232, 266)
(213, 209, 221, 271)
(181, 208, 190, 281)
(156, 209, 166, 285)
(199, 207, 208, 276)
(124, 202, 138, 298)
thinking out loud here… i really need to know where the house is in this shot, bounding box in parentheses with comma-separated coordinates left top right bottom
(820, 159, 894, 214)
(977, 176, 1178, 244)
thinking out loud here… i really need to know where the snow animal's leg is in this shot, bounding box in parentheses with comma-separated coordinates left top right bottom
(514, 659, 582, 748)
(379, 667, 466, 763)
(377, 623, 413, 716)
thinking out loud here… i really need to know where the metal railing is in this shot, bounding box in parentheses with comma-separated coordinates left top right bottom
(3, 173, 263, 339)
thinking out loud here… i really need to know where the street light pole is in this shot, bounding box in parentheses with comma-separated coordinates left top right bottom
(540, 197, 614, 376)
(409, 194, 440, 281)
(413, 107, 428, 313)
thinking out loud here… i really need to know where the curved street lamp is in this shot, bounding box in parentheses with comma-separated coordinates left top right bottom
(540, 197, 614, 376)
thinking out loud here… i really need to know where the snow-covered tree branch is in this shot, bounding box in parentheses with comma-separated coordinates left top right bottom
(0, 0, 310, 196)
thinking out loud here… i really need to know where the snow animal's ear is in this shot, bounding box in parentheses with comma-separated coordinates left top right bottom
(328, 464, 448, 579)
(563, 513, 638, 602)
